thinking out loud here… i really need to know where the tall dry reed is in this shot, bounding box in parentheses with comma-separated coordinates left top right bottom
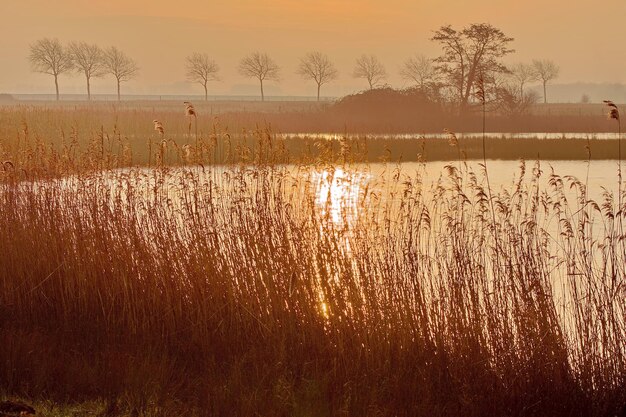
(0, 113, 624, 417)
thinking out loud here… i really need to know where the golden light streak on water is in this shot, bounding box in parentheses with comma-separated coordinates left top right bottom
(313, 167, 370, 227)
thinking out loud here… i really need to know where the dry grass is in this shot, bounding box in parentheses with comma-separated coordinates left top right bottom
(0, 107, 624, 417)
(0, 105, 624, 175)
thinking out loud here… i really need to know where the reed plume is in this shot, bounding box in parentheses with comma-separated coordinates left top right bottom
(604, 99, 622, 230)
(184, 101, 199, 157)
(153, 119, 164, 136)
(183, 101, 196, 118)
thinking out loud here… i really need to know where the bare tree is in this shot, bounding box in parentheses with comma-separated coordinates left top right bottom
(510, 63, 538, 98)
(353, 54, 387, 89)
(28, 38, 74, 101)
(431, 23, 514, 110)
(102, 46, 139, 101)
(296, 51, 338, 101)
(69, 42, 106, 100)
(400, 54, 437, 89)
(495, 82, 540, 117)
(185, 53, 220, 101)
(238, 52, 280, 101)
(532, 59, 560, 103)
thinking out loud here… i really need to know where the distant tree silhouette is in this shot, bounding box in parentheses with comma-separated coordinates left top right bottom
(353, 54, 387, 89)
(28, 38, 74, 101)
(532, 59, 560, 103)
(103, 46, 139, 101)
(510, 63, 538, 99)
(400, 54, 437, 90)
(296, 51, 338, 101)
(238, 52, 280, 101)
(69, 42, 106, 100)
(495, 82, 540, 117)
(431, 23, 514, 110)
(185, 53, 220, 101)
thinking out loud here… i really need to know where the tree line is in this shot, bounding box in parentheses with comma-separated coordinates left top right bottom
(29, 39, 138, 101)
(28, 24, 560, 109)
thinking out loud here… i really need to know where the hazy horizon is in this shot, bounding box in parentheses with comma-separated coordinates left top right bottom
(2, 0, 626, 98)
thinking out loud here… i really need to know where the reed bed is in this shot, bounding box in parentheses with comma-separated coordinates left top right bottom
(0, 109, 624, 416)
(0, 105, 624, 173)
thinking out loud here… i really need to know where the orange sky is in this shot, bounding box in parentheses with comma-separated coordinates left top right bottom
(1, 0, 625, 97)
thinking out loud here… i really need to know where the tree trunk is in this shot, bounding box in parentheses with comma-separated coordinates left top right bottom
(543, 81, 547, 104)
(54, 74, 59, 101)
(260, 79, 265, 102)
(87, 75, 91, 101)
(463, 66, 477, 108)
(117, 78, 121, 102)
(317, 83, 321, 101)
(459, 78, 472, 112)
(204, 83, 208, 101)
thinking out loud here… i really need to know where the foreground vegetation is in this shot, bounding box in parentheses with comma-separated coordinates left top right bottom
(0, 107, 624, 416)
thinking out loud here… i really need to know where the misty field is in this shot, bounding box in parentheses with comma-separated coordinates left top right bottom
(0, 103, 625, 417)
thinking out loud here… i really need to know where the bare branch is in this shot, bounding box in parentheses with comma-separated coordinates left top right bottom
(28, 38, 73, 100)
(102, 46, 139, 100)
(532, 59, 560, 83)
(69, 42, 106, 100)
(239, 52, 280, 81)
(186, 53, 220, 100)
(511, 62, 536, 88)
(103, 47, 139, 82)
(532, 59, 560, 103)
(29, 38, 73, 77)
(296, 51, 338, 100)
(431, 23, 514, 110)
(495, 81, 540, 117)
(400, 54, 437, 89)
(69, 42, 106, 78)
(186, 53, 220, 84)
(238, 52, 280, 101)
(353, 54, 387, 90)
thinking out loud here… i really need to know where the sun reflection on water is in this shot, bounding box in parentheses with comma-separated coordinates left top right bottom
(313, 167, 371, 226)
(311, 166, 373, 319)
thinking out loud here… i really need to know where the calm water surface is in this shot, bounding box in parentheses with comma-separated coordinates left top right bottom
(314, 159, 621, 226)
(281, 132, 626, 141)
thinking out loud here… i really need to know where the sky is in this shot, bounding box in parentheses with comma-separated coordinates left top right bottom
(1, 0, 625, 98)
